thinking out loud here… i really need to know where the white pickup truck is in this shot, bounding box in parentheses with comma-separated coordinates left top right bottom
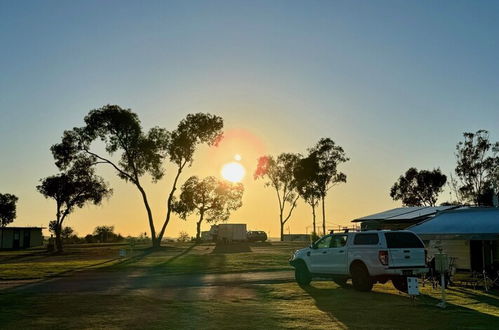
(289, 230, 427, 292)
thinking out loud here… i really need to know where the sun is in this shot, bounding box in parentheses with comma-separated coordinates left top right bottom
(221, 162, 245, 183)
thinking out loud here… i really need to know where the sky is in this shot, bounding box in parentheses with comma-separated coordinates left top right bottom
(1, 0, 498, 239)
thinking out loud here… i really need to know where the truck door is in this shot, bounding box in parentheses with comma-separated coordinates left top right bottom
(308, 235, 332, 274)
(329, 234, 349, 274)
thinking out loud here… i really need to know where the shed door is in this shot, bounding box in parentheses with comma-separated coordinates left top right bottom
(13, 229, 20, 249)
(23, 230, 31, 248)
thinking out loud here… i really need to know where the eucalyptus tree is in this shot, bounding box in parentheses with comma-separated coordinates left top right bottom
(172, 176, 244, 241)
(51, 105, 223, 247)
(254, 153, 301, 241)
(0, 193, 18, 227)
(293, 154, 321, 236)
(308, 138, 349, 235)
(51, 105, 168, 247)
(37, 157, 112, 252)
(390, 168, 447, 206)
(454, 130, 499, 206)
(158, 113, 223, 243)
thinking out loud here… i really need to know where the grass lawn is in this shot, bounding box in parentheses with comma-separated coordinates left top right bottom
(0, 243, 133, 280)
(1, 242, 498, 329)
(109, 241, 305, 274)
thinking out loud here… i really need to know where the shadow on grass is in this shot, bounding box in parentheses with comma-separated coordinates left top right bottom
(447, 286, 499, 308)
(300, 283, 499, 329)
(211, 242, 252, 254)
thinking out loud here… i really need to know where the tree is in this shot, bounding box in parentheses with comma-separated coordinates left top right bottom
(177, 231, 190, 243)
(48, 221, 74, 239)
(293, 155, 321, 235)
(173, 176, 244, 241)
(159, 113, 224, 245)
(390, 168, 447, 206)
(0, 193, 18, 227)
(454, 130, 499, 206)
(93, 225, 115, 243)
(37, 157, 112, 252)
(308, 138, 349, 235)
(51, 105, 168, 247)
(51, 105, 223, 247)
(254, 153, 301, 241)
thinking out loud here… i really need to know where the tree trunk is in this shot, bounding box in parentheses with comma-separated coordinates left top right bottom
(55, 226, 63, 253)
(280, 220, 284, 242)
(196, 220, 202, 242)
(311, 203, 316, 235)
(321, 196, 326, 236)
(157, 165, 184, 245)
(136, 183, 157, 248)
(152, 237, 161, 248)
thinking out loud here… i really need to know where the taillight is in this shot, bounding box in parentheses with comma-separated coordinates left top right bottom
(379, 250, 389, 266)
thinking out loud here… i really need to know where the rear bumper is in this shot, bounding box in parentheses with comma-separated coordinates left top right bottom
(383, 267, 427, 276)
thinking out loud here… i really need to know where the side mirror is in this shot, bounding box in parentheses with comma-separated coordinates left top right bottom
(310, 244, 317, 249)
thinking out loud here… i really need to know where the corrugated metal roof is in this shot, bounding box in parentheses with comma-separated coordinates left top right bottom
(410, 208, 499, 236)
(351, 206, 459, 222)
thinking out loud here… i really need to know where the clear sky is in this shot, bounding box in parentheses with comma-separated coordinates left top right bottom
(1, 0, 498, 238)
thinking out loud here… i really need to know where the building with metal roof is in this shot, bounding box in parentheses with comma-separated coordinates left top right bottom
(351, 205, 461, 230)
(410, 208, 499, 271)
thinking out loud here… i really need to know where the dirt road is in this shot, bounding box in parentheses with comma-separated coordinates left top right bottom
(8, 270, 295, 301)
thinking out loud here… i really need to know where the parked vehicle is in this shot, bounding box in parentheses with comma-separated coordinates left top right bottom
(206, 224, 247, 242)
(289, 230, 427, 292)
(247, 231, 268, 242)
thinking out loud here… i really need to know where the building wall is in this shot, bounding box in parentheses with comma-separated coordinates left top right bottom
(0, 228, 43, 249)
(426, 240, 470, 270)
(0, 229, 14, 249)
(30, 228, 43, 247)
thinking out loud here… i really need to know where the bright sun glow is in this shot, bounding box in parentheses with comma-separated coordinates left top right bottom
(221, 162, 245, 182)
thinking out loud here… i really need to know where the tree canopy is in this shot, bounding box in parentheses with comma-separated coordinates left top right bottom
(0, 193, 18, 227)
(454, 130, 499, 205)
(173, 176, 244, 240)
(390, 168, 447, 206)
(293, 155, 321, 235)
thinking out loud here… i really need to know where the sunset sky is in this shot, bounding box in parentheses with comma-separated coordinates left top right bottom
(1, 1, 499, 238)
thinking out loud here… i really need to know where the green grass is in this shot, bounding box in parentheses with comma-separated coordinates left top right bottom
(110, 241, 304, 275)
(0, 243, 136, 280)
(1, 241, 499, 329)
(1, 281, 498, 329)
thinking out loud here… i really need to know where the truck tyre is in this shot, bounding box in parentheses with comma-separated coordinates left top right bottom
(295, 262, 312, 286)
(333, 277, 348, 287)
(351, 263, 373, 292)
(392, 276, 408, 293)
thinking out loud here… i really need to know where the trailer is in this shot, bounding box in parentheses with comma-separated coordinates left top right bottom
(209, 224, 247, 242)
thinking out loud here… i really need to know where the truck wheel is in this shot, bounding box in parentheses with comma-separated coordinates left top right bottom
(392, 276, 408, 293)
(333, 277, 348, 287)
(295, 263, 312, 286)
(351, 263, 373, 292)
